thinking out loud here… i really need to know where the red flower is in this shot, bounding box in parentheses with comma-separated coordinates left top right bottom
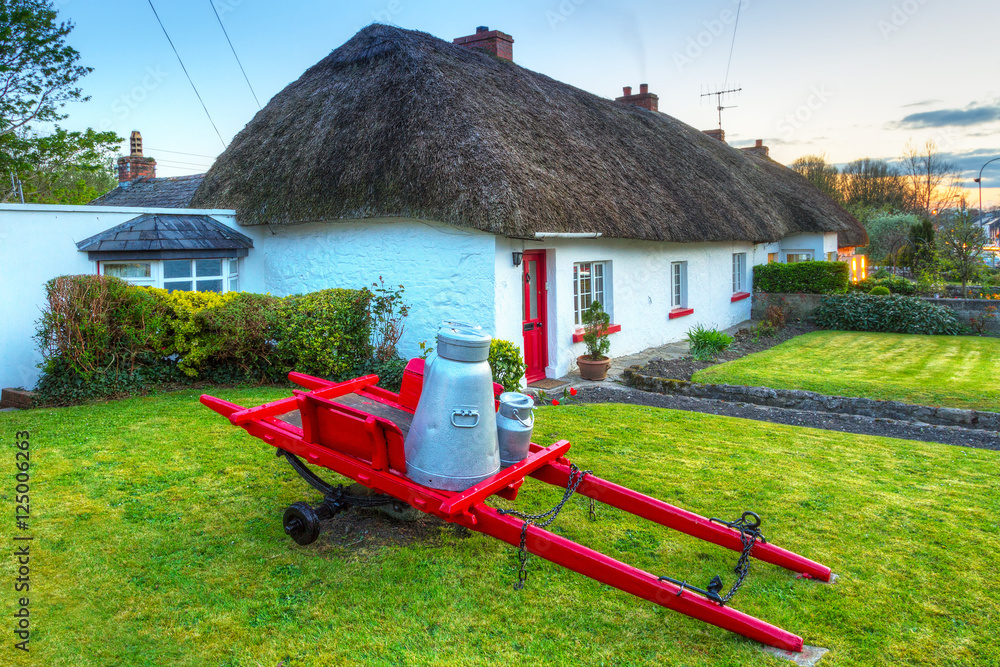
(569, 387, 578, 396)
(552, 399, 560, 406)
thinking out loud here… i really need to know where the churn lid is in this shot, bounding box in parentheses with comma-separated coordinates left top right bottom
(498, 392, 534, 419)
(437, 323, 491, 362)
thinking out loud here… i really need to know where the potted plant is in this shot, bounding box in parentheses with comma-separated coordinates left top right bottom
(577, 300, 612, 381)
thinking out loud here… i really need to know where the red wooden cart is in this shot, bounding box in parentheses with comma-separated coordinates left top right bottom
(201, 360, 833, 655)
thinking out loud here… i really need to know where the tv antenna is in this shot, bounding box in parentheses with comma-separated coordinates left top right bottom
(700, 85, 742, 131)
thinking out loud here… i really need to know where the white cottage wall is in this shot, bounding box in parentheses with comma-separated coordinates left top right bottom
(492, 237, 756, 379)
(778, 232, 837, 261)
(237, 218, 497, 360)
(0, 204, 238, 390)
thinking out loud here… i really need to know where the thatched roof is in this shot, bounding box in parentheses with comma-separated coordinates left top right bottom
(192, 25, 866, 247)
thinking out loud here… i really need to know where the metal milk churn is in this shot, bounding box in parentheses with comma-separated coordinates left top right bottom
(404, 324, 500, 491)
(496, 392, 535, 468)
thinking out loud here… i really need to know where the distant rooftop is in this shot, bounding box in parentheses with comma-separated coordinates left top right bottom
(89, 174, 205, 209)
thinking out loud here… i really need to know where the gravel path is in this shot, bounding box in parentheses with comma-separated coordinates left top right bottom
(575, 385, 1000, 451)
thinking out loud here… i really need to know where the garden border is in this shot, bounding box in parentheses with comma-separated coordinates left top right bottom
(622, 367, 1000, 432)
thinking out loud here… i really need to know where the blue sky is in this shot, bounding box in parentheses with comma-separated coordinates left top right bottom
(54, 0, 1000, 205)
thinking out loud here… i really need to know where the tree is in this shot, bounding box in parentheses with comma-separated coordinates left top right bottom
(863, 213, 919, 265)
(901, 139, 962, 216)
(839, 158, 910, 212)
(3, 126, 118, 203)
(789, 154, 840, 201)
(937, 211, 987, 297)
(0, 0, 91, 136)
(0, 1, 120, 204)
(907, 218, 936, 274)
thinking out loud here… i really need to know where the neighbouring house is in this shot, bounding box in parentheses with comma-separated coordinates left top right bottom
(0, 24, 866, 392)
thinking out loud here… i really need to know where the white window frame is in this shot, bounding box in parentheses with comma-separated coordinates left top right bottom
(783, 250, 814, 263)
(573, 261, 612, 325)
(671, 261, 688, 309)
(732, 253, 747, 293)
(99, 258, 240, 293)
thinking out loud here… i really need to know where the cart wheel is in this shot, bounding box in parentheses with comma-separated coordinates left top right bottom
(283, 502, 321, 545)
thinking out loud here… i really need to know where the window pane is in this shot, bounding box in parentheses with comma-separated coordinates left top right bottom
(229, 277, 239, 293)
(163, 260, 191, 279)
(593, 263, 604, 307)
(165, 280, 193, 292)
(573, 265, 580, 325)
(196, 279, 223, 293)
(229, 259, 238, 275)
(196, 259, 223, 277)
(104, 263, 151, 278)
(527, 261, 538, 320)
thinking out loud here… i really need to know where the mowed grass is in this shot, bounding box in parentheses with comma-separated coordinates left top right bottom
(1, 390, 998, 666)
(693, 330, 1000, 412)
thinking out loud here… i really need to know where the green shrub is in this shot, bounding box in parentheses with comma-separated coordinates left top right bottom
(273, 288, 373, 380)
(813, 294, 965, 335)
(686, 324, 734, 361)
(869, 286, 891, 296)
(488, 339, 526, 392)
(753, 261, 849, 294)
(355, 355, 408, 393)
(853, 276, 918, 295)
(195, 292, 283, 381)
(581, 301, 611, 360)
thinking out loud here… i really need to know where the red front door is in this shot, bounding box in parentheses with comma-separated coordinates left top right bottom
(522, 251, 548, 383)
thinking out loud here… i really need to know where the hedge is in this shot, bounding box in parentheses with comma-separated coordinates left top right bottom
(753, 261, 849, 294)
(35, 276, 375, 404)
(852, 276, 919, 295)
(813, 293, 965, 335)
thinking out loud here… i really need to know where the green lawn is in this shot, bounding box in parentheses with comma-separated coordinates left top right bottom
(2, 390, 998, 666)
(693, 331, 1000, 412)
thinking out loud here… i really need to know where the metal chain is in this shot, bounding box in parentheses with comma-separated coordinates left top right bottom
(497, 464, 592, 589)
(710, 511, 767, 605)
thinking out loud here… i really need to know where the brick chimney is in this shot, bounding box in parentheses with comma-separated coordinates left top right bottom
(615, 83, 658, 112)
(453, 26, 514, 61)
(117, 131, 156, 186)
(740, 139, 770, 157)
(703, 128, 726, 143)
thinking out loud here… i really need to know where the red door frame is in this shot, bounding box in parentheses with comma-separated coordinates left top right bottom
(522, 250, 548, 383)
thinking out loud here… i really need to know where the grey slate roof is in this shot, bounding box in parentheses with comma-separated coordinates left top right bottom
(76, 214, 253, 260)
(89, 174, 206, 208)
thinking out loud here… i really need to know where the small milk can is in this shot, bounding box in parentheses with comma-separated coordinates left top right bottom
(496, 392, 535, 468)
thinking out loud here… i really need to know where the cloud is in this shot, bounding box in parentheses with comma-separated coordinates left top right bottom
(896, 101, 1000, 129)
(901, 99, 942, 108)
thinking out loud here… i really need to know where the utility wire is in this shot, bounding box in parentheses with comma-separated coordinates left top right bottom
(723, 0, 743, 88)
(146, 0, 227, 149)
(155, 158, 214, 168)
(148, 147, 219, 159)
(209, 0, 262, 109)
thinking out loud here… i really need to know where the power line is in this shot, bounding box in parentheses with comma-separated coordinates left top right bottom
(146, 0, 227, 149)
(148, 147, 219, 159)
(209, 0, 262, 110)
(155, 158, 214, 168)
(723, 0, 743, 88)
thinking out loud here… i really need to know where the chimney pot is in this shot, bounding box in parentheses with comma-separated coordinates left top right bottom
(640, 83, 649, 94)
(623, 86, 632, 96)
(476, 26, 489, 33)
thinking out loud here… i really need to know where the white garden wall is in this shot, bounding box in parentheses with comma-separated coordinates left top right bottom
(0, 204, 237, 391)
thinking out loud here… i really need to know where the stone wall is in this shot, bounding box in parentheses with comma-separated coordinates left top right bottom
(752, 292, 1000, 334)
(622, 367, 1000, 432)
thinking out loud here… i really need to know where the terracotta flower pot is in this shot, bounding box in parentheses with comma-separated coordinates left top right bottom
(577, 355, 611, 381)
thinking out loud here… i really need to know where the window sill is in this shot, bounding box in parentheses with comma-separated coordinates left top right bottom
(668, 308, 694, 319)
(731, 292, 751, 303)
(572, 323, 622, 343)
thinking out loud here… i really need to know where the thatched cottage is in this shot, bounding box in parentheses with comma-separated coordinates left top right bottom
(192, 24, 864, 381)
(0, 24, 866, 391)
